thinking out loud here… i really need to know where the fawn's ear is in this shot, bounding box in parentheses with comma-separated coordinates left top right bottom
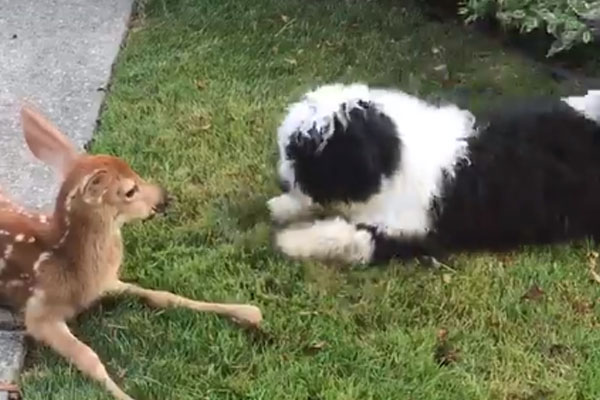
(20, 104, 79, 179)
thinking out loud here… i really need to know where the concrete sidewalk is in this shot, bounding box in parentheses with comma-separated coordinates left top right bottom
(0, 0, 134, 397)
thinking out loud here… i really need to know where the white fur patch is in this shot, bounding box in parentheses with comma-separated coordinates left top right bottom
(33, 251, 52, 272)
(563, 90, 600, 123)
(276, 217, 374, 264)
(53, 186, 77, 249)
(3, 244, 13, 260)
(267, 193, 315, 224)
(6, 280, 23, 288)
(25, 289, 46, 313)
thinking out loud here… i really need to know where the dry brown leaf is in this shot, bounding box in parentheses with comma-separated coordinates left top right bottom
(572, 298, 594, 315)
(437, 328, 449, 341)
(435, 346, 460, 366)
(521, 284, 544, 301)
(587, 251, 600, 283)
(195, 79, 207, 90)
(434, 328, 459, 366)
(498, 253, 514, 267)
(304, 340, 327, 355)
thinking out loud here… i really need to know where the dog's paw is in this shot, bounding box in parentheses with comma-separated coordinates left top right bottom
(267, 194, 307, 224)
(275, 218, 374, 264)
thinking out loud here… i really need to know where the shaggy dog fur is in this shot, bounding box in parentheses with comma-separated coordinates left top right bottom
(267, 83, 600, 264)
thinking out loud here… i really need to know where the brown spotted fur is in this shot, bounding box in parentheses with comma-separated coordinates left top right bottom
(0, 105, 263, 400)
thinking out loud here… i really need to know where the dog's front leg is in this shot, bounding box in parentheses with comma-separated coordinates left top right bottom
(267, 191, 316, 224)
(108, 281, 262, 327)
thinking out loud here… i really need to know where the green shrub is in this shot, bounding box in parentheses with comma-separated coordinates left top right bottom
(459, 0, 599, 56)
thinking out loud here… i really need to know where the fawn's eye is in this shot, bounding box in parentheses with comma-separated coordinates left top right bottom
(125, 185, 138, 199)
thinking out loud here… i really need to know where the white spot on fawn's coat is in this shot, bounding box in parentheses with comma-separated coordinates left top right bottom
(4, 244, 13, 260)
(33, 252, 52, 272)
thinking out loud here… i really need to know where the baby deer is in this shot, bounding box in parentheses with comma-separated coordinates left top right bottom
(0, 106, 263, 400)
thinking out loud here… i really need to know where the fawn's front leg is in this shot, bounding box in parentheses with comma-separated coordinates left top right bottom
(25, 306, 134, 400)
(108, 281, 263, 326)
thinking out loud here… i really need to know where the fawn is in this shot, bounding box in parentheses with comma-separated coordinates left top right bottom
(0, 105, 263, 400)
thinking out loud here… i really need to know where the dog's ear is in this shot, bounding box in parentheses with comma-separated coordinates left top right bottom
(286, 122, 328, 159)
(287, 131, 320, 159)
(357, 100, 371, 109)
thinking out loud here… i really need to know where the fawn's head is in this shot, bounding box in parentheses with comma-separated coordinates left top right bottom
(21, 105, 170, 225)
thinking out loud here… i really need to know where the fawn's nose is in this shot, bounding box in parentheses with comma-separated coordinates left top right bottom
(154, 187, 173, 214)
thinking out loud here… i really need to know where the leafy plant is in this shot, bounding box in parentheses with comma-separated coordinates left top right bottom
(460, 0, 599, 56)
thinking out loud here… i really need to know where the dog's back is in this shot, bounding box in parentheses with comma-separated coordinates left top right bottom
(434, 94, 600, 253)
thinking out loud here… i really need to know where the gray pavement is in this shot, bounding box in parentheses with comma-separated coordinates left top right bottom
(0, 0, 134, 394)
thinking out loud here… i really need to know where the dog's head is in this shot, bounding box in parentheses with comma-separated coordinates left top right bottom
(277, 84, 401, 204)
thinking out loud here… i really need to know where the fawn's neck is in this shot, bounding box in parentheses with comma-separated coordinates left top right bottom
(51, 204, 123, 276)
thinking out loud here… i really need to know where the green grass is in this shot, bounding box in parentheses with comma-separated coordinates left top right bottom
(20, 0, 600, 399)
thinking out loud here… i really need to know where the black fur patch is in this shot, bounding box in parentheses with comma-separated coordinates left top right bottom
(432, 97, 600, 253)
(286, 104, 401, 204)
(356, 224, 443, 262)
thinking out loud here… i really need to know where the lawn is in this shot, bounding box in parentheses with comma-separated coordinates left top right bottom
(20, 0, 600, 399)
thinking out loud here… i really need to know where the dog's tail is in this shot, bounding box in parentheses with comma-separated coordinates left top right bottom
(274, 217, 432, 264)
(564, 90, 600, 123)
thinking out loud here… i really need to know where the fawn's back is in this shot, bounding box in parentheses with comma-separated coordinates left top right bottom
(0, 197, 51, 309)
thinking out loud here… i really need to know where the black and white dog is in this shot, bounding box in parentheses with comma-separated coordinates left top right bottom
(267, 83, 600, 264)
